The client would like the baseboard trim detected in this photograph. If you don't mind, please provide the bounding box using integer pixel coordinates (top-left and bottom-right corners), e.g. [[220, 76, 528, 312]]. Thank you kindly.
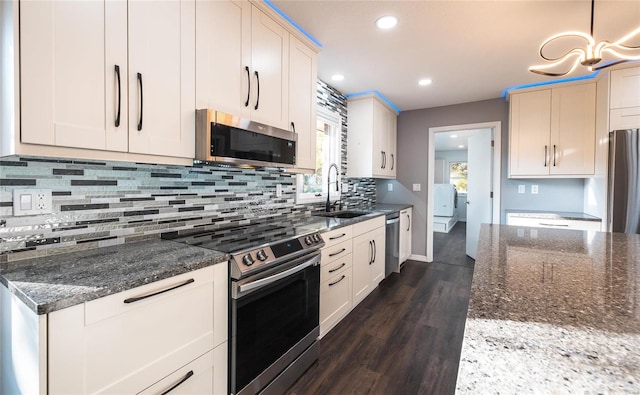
[[409, 254, 429, 262]]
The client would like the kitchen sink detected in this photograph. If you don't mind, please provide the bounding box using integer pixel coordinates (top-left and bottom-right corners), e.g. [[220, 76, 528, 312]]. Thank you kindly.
[[313, 210, 369, 219]]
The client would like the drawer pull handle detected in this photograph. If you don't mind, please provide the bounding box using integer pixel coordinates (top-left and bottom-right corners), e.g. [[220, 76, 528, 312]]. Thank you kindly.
[[329, 275, 346, 287], [329, 248, 346, 257], [328, 262, 346, 273], [538, 222, 569, 227], [160, 370, 194, 395], [123, 278, 195, 304], [329, 233, 346, 240]]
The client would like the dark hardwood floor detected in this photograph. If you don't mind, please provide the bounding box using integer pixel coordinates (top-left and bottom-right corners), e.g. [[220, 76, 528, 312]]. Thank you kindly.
[[286, 222, 474, 394]]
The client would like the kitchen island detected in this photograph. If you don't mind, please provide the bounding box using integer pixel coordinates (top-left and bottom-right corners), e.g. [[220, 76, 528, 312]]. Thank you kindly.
[[457, 224, 640, 393]]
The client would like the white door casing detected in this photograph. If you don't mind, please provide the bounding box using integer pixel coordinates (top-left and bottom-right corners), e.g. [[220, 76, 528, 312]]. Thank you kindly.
[[426, 122, 501, 262], [466, 129, 493, 259]]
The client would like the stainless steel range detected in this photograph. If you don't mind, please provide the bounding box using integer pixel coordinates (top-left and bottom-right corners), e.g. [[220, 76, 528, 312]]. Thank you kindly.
[[163, 221, 324, 395]]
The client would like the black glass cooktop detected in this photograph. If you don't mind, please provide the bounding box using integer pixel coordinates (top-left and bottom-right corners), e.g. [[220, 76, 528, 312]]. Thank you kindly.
[[161, 221, 301, 254]]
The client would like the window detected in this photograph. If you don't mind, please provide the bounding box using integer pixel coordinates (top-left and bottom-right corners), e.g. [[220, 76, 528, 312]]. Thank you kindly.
[[297, 108, 342, 203], [450, 161, 468, 193]]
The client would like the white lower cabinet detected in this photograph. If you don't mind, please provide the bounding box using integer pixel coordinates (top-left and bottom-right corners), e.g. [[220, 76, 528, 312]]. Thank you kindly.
[[319, 216, 386, 337], [48, 264, 228, 394], [351, 216, 385, 306], [399, 208, 412, 264], [506, 214, 602, 231]]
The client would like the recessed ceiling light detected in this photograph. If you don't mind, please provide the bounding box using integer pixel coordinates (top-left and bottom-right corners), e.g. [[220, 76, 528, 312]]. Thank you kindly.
[[418, 79, 432, 86], [331, 74, 344, 81], [376, 16, 397, 30], [450, 134, 458, 138], [457, 145, 465, 149]]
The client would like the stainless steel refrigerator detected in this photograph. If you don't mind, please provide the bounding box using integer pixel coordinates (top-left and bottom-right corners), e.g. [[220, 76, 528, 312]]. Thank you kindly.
[[608, 129, 640, 234]]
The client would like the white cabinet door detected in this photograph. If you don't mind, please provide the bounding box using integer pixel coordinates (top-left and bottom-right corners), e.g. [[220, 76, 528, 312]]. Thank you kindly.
[[348, 96, 397, 179], [195, 0, 250, 117], [250, 6, 289, 129], [320, 259, 352, 338], [369, 226, 386, 287], [128, 0, 195, 158], [399, 208, 412, 263], [20, 0, 128, 151], [289, 36, 317, 172], [610, 67, 640, 109], [550, 84, 596, 175], [352, 232, 373, 305], [509, 89, 551, 177]]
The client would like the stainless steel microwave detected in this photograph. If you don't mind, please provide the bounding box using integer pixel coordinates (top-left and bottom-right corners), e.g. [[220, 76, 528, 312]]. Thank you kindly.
[[195, 109, 297, 168]]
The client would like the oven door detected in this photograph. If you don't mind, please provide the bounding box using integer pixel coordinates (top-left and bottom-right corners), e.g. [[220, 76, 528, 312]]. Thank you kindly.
[[231, 252, 320, 395]]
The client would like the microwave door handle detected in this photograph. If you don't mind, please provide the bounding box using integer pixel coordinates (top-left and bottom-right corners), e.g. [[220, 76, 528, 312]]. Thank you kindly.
[[238, 252, 320, 295]]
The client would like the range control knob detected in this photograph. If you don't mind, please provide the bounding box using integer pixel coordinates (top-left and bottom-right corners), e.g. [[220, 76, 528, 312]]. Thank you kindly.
[[242, 253, 255, 266], [312, 234, 320, 243], [256, 249, 268, 261], [304, 236, 313, 246]]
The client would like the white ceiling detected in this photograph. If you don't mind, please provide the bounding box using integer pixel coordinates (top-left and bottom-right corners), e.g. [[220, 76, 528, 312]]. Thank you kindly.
[[271, 0, 640, 112], [434, 129, 478, 151]]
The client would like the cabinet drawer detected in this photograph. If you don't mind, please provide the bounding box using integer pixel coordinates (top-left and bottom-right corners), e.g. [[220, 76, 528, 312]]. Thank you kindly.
[[322, 225, 353, 248], [49, 265, 228, 394], [321, 239, 352, 264], [320, 266, 352, 337], [352, 216, 385, 237], [139, 342, 227, 395], [321, 252, 352, 283], [610, 107, 640, 130]]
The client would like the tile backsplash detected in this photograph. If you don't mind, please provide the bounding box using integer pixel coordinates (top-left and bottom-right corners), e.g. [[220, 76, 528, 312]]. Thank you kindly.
[[0, 81, 376, 261]]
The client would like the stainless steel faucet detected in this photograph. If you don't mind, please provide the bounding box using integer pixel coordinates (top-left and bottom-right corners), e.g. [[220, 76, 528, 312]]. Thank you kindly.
[[326, 163, 339, 212]]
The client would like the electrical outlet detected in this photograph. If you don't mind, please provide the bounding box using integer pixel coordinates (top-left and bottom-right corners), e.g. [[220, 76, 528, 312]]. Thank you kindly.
[[531, 185, 539, 194], [342, 183, 349, 193], [13, 189, 53, 216], [276, 184, 282, 198], [353, 183, 358, 193], [388, 183, 393, 192], [518, 185, 525, 194]]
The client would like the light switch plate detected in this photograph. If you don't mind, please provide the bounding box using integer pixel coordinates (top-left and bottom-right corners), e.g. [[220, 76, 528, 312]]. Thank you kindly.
[[518, 185, 525, 194], [388, 183, 393, 192], [13, 189, 53, 216], [342, 183, 349, 192], [412, 183, 421, 192], [276, 184, 283, 198]]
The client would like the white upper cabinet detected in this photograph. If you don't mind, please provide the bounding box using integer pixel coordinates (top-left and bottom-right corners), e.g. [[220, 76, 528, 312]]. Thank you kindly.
[[509, 83, 596, 178], [195, 0, 250, 116], [195, 0, 318, 171], [288, 36, 318, 172], [347, 95, 398, 179], [250, 6, 290, 129], [128, 0, 195, 158], [610, 66, 640, 130], [19, 0, 195, 160], [20, 0, 128, 151]]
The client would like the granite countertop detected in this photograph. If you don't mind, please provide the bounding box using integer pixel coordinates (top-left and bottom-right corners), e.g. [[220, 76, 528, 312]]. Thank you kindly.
[[0, 239, 228, 315], [457, 224, 640, 393], [505, 209, 602, 222], [1, 204, 413, 316]]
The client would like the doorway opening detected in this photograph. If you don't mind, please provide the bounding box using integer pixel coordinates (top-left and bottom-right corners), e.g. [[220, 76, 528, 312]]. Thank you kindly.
[[427, 122, 501, 262]]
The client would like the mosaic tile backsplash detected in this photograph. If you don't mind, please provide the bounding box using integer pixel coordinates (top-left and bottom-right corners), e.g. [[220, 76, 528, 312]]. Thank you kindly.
[[0, 81, 376, 261]]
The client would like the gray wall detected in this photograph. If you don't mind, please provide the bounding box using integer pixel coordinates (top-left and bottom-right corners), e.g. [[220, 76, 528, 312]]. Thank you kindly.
[[377, 98, 586, 258]]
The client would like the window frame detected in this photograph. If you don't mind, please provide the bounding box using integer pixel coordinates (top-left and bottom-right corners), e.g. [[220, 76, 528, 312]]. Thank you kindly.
[[296, 107, 342, 204], [449, 161, 468, 194]]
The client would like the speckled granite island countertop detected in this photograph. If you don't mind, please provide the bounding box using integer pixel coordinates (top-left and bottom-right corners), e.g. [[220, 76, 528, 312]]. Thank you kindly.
[[0, 239, 228, 315], [457, 224, 640, 394]]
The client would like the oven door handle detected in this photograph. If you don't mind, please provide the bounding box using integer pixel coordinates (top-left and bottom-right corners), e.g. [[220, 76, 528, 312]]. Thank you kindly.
[[238, 252, 320, 294]]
